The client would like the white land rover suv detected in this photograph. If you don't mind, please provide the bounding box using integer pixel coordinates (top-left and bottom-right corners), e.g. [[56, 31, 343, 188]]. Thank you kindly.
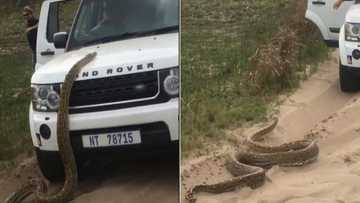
[[30, 0, 179, 180], [306, 0, 360, 92]]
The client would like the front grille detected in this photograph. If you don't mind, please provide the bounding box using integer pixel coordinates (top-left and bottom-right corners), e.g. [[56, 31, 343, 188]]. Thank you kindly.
[[69, 71, 159, 107]]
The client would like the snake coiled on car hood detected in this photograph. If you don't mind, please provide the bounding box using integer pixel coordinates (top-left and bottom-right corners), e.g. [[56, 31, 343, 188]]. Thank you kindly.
[[184, 118, 319, 203], [5, 52, 97, 203]]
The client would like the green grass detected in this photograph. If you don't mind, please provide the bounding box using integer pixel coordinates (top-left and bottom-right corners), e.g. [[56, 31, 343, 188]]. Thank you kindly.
[[181, 0, 329, 157], [0, 53, 33, 166], [0, 1, 42, 169]]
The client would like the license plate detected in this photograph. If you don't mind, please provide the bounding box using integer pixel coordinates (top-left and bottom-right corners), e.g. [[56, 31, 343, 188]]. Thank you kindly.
[[82, 130, 141, 148]]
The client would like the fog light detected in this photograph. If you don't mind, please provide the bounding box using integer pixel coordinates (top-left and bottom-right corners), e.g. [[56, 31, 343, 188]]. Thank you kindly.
[[39, 124, 51, 140], [352, 49, 360, 60]]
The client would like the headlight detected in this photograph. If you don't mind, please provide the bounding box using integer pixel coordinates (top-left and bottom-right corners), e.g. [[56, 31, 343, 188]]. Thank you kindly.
[[32, 84, 61, 112], [345, 23, 360, 42], [160, 67, 179, 98]]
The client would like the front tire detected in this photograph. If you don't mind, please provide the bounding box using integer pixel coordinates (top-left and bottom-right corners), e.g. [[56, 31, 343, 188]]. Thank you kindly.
[[339, 62, 358, 92], [35, 149, 64, 182]]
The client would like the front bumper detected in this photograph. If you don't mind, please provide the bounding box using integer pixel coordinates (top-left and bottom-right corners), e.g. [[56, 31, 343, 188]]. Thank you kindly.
[[340, 63, 360, 76], [340, 42, 360, 67], [29, 99, 178, 152], [339, 25, 360, 67]]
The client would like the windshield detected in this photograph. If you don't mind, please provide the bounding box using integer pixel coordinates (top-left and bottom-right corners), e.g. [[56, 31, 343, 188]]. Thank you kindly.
[[68, 0, 179, 50]]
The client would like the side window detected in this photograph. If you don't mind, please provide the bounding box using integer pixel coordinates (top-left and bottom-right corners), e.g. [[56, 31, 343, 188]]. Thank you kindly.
[[46, 0, 80, 43], [46, 3, 58, 43], [59, 0, 81, 33]]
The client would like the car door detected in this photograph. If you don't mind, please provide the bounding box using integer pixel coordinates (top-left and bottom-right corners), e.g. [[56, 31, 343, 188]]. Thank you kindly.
[[305, 0, 353, 47], [35, 0, 80, 70]]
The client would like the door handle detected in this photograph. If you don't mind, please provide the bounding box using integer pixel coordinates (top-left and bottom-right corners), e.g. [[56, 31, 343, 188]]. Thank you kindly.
[[40, 50, 55, 56], [312, 1, 325, 5]]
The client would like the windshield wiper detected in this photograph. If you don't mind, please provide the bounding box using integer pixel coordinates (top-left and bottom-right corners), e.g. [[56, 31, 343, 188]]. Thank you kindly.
[[135, 25, 179, 35], [83, 25, 179, 46], [84, 32, 140, 46]]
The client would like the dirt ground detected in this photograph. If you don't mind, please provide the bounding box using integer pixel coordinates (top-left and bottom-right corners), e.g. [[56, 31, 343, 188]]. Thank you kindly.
[[0, 150, 179, 203], [182, 50, 360, 203]]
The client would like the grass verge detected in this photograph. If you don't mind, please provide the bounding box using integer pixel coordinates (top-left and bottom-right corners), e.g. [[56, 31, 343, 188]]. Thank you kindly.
[[0, 53, 33, 169], [0, 1, 42, 169], [181, 0, 330, 157], [0, 0, 78, 169]]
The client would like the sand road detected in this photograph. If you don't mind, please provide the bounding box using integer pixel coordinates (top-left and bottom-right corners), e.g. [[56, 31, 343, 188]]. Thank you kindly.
[[182, 51, 360, 203], [0, 150, 179, 203]]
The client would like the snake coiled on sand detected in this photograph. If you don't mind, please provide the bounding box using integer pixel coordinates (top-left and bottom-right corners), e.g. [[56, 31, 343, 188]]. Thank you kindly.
[[185, 118, 320, 203], [5, 53, 97, 203]]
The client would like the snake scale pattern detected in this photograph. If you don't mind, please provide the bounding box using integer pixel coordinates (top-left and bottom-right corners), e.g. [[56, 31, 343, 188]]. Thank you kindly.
[[5, 52, 97, 203], [185, 118, 320, 203]]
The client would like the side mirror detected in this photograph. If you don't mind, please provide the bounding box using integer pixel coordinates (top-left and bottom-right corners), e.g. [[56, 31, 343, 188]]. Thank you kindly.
[[53, 32, 68, 49]]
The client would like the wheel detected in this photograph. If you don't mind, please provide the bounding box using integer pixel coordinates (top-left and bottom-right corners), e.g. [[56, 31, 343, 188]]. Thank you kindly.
[[339, 63, 358, 92], [35, 149, 64, 182]]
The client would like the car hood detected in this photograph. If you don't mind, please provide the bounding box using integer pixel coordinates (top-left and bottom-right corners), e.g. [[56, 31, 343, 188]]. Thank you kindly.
[[32, 33, 178, 84], [346, 5, 360, 23]]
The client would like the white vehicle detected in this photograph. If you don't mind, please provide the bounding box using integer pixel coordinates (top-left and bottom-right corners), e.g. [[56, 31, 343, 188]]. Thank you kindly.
[[30, 0, 179, 180], [306, 0, 360, 91]]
